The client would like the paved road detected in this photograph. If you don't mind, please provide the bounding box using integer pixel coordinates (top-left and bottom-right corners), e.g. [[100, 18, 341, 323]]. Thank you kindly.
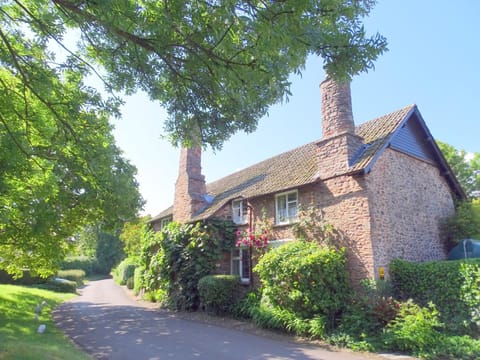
[[53, 279, 407, 360]]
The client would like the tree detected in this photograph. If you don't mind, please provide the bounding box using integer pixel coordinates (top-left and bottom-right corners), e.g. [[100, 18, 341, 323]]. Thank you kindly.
[[2, 0, 387, 150], [119, 216, 151, 263], [437, 141, 480, 198], [1, 0, 385, 275], [0, 39, 144, 276]]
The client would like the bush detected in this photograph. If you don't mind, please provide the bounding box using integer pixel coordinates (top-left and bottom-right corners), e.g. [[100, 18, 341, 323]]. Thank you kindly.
[[133, 266, 144, 296], [113, 259, 136, 286], [444, 200, 480, 245], [60, 256, 99, 276], [198, 275, 240, 314], [384, 301, 444, 357], [433, 335, 480, 360], [141, 220, 236, 311], [390, 258, 480, 333], [37, 278, 77, 293], [57, 269, 85, 286], [126, 276, 134, 290], [0, 270, 47, 285], [255, 241, 351, 323]]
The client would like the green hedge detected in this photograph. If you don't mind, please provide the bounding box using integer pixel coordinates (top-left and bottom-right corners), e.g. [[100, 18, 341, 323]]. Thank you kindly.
[[60, 256, 100, 276], [255, 241, 351, 322], [57, 269, 86, 286], [133, 266, 144, 296], [0, 270, 48, 285], [113, 259, 136, 286], [390, 258, 480, 333], [198, 275, 240, 314], [36, 278, 77, 293]]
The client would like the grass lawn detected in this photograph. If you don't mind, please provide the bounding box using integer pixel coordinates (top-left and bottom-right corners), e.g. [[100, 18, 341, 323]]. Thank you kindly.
[[0, 284, 90, 360]]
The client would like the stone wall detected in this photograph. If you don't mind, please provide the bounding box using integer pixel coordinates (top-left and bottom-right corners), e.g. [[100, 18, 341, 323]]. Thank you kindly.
[[212, 177, 374, 284], [366, 148, 455, 278]]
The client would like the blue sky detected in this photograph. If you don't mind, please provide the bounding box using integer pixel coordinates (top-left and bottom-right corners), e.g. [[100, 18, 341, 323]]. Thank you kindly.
[[111, 1, 480, 217]]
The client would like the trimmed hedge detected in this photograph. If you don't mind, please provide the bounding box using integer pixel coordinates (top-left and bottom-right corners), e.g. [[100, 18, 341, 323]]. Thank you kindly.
[[198, 275, 240, 314], [113, 259, 136, 286], [36, 278, 77, 293], [57, 269, 86, 286], [390, 258, 480, 332], [60, 256, 100, 276]]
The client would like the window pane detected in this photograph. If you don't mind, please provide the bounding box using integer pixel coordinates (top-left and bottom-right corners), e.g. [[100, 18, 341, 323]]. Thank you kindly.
[[232, 259, 240, 276], [288, 205, 297, 219], [241, 249, 250, 280], [276, 195, 287, 222]]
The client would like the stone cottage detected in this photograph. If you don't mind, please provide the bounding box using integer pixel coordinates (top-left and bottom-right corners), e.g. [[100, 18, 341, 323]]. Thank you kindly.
[[151, 77, 465, 284]]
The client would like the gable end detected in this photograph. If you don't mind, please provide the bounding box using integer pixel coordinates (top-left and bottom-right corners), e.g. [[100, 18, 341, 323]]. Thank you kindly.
[[389, 113, 436, 163]]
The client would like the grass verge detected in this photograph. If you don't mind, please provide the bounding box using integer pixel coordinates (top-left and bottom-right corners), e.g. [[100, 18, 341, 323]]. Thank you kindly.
[[0, 284, 90, 360]]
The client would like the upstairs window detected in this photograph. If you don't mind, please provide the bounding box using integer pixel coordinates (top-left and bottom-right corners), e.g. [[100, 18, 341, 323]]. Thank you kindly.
[[275, 190, 298, 225], [232, 199, 247, 225], [160, 216, 172, 229]]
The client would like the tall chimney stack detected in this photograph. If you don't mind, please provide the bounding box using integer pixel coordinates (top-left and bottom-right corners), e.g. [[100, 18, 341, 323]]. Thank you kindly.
[[316, 77, 363, 179], [321, 77, 355, 138], [173, 146, 207, 222]]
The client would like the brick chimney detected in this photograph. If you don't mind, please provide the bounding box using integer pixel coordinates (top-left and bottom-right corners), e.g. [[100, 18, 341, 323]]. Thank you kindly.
[[173, 146, 207, 222], [316, 77, 364, 179]]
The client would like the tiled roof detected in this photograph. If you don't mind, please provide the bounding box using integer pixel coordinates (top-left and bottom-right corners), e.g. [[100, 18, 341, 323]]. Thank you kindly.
[[153, 104, 417, 222], [352, 104, 415, 171], [150, 206, 173, 222]]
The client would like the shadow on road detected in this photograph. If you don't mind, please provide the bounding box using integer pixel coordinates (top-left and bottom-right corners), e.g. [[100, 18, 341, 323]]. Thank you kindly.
[[54, 301, 340, 360]]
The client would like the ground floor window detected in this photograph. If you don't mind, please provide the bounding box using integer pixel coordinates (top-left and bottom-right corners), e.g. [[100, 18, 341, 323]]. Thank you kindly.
[[231, 247, 250, 283]]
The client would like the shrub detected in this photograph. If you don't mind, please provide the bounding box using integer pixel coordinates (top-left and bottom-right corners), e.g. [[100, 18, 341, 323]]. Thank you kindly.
[[57, 269, 85, 286], [113, 259, 136, 286], [126, 276, 134, 290], [254, 241, 351, 323], [232, 291, 261, 319], [37, 278, 77, 293], [60, 256, 99, 276], [198, 275, 240, 314], [384, 301, 444, 357], [133, 266, 144, 296], [444, 200, 480, 245], [141, 220, 236, 311], [0, 270, 47, 285], [390, 258, 480, 333], [433, 335, 480, 360]]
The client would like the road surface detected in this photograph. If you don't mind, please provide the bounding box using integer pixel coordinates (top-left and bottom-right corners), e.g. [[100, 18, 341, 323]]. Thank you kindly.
[[53, 278, 410, 360]]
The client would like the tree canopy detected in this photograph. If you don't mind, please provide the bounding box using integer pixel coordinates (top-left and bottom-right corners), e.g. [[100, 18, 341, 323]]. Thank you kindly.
[[437, 141, 480, 198], [2, 0, 387, 150], [1, 0, 386, 275]]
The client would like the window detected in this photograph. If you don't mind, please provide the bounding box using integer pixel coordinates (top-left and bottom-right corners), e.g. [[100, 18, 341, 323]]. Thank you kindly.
[[275, 190, 298, 224], [231, 247, 250, 283], [160, 216, 172, 229], [232, 199, 247, 224]]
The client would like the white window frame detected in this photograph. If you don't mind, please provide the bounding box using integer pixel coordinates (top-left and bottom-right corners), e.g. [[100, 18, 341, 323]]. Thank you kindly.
[[160, 216, 172, 229], [231, 247, 250, 283], [232, 199, 247, 225], [275, 190, 298, 225]]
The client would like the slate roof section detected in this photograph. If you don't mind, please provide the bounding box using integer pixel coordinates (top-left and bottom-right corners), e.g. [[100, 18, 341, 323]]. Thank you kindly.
[[150, 206, 173, 222], [152, 104, 462, 223]]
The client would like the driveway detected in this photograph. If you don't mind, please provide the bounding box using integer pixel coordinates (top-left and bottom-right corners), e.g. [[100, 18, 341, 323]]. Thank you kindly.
[[53, 279, 410, 360]]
